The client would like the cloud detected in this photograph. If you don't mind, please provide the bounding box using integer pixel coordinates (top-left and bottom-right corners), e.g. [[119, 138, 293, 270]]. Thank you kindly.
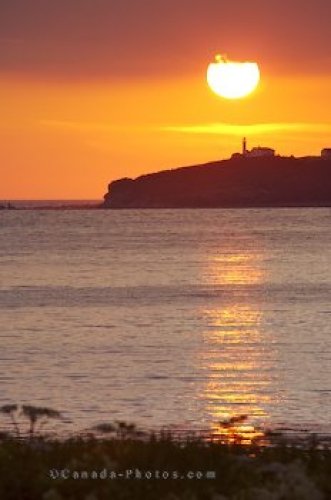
[[41, 120, 331, 139], [162, 123, 331, 136]]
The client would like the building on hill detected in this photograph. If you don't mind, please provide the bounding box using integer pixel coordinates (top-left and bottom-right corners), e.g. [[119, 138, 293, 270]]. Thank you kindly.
[[241, 137, 275, 158], [230, 138, 276, 159], [247, 146, 275, 157], [321, 148, 331, 159]]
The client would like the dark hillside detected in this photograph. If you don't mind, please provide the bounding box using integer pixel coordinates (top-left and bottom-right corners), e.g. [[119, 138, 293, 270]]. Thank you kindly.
[[102, 156, 331, 208]]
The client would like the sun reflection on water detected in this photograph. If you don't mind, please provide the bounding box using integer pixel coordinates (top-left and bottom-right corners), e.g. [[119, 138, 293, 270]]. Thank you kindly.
[[206, 253, 265, 286], [200, 249, 274, 444]]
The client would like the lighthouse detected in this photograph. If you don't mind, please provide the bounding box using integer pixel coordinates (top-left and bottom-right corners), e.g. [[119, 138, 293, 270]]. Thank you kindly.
[[242, 137, 247, 156], [240, 137, 275, 158]]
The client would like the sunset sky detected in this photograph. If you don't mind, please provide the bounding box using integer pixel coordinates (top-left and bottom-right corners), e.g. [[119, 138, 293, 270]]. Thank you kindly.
[[1, 0, 331, 199]]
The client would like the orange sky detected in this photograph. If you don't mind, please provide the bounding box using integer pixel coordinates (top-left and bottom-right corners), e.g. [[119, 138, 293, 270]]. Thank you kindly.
[[1, 0, 331, 199]]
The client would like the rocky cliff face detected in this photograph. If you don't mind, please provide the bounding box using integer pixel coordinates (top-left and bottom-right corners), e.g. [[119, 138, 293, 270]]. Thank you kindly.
[[102, 156, 331, 208]]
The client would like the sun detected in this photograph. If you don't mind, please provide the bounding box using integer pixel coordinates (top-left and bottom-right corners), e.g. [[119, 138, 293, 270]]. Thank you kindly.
[[207, 55, 260, 99]]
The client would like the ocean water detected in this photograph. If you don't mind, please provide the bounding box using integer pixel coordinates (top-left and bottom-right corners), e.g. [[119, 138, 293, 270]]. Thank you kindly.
[[0, 208, 330, 436]]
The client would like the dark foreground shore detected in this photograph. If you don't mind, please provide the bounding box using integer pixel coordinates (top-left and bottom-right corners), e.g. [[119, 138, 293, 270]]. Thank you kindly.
[[1, 433, 330, 500]]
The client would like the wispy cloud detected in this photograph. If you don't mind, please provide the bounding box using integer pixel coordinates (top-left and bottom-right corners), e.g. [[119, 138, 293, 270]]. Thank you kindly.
[[41, 119, 331, 139], [162, 122, 331, 136]]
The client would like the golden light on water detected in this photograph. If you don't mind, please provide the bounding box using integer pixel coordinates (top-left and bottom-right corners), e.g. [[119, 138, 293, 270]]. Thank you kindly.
[[210, 421, 266, 445], [206, 253, 265, 286], [202, 303, 271, 444], [207, 54, 260, 99], [199, 248, 273, 444]]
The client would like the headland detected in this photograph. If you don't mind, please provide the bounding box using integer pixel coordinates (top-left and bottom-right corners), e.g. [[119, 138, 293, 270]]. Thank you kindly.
[[102, 142, 331, 208]]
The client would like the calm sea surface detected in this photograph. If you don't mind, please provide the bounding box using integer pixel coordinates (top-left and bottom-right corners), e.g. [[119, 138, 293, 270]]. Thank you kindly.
[[0, 208, 330, 435]]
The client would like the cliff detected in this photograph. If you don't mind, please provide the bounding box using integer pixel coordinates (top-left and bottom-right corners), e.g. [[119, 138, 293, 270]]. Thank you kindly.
[[102, 156, 331, 208]]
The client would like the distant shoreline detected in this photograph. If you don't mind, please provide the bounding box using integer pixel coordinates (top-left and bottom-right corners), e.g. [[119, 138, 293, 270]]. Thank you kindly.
[[0, 200, 101, 210], [2, 203, 331, 211], [98, 203, 331, 209]]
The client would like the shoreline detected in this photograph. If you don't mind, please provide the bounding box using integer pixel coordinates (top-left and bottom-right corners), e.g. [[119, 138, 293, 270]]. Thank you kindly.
[[2, 203, 331, 211]]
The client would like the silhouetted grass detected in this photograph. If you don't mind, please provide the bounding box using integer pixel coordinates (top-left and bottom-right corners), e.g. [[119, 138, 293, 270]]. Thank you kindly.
[[0, 433, 330, 498], [0, 406, 330, 499]]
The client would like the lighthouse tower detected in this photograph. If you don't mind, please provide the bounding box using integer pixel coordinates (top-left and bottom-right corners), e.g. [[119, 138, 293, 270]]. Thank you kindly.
[[242, 137, 247, 156]]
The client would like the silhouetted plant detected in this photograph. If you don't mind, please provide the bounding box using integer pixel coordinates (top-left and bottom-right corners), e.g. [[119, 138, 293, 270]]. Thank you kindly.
[[219, 414, 248, 428], [0, 404, 20, 438], [92, 421, 144, 440], [0, 431, 10, 440], [21, 405, 63, 438], [217, 414, 255, 445], [115, 421, 138, 439], [92, 423, 116, 434]]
